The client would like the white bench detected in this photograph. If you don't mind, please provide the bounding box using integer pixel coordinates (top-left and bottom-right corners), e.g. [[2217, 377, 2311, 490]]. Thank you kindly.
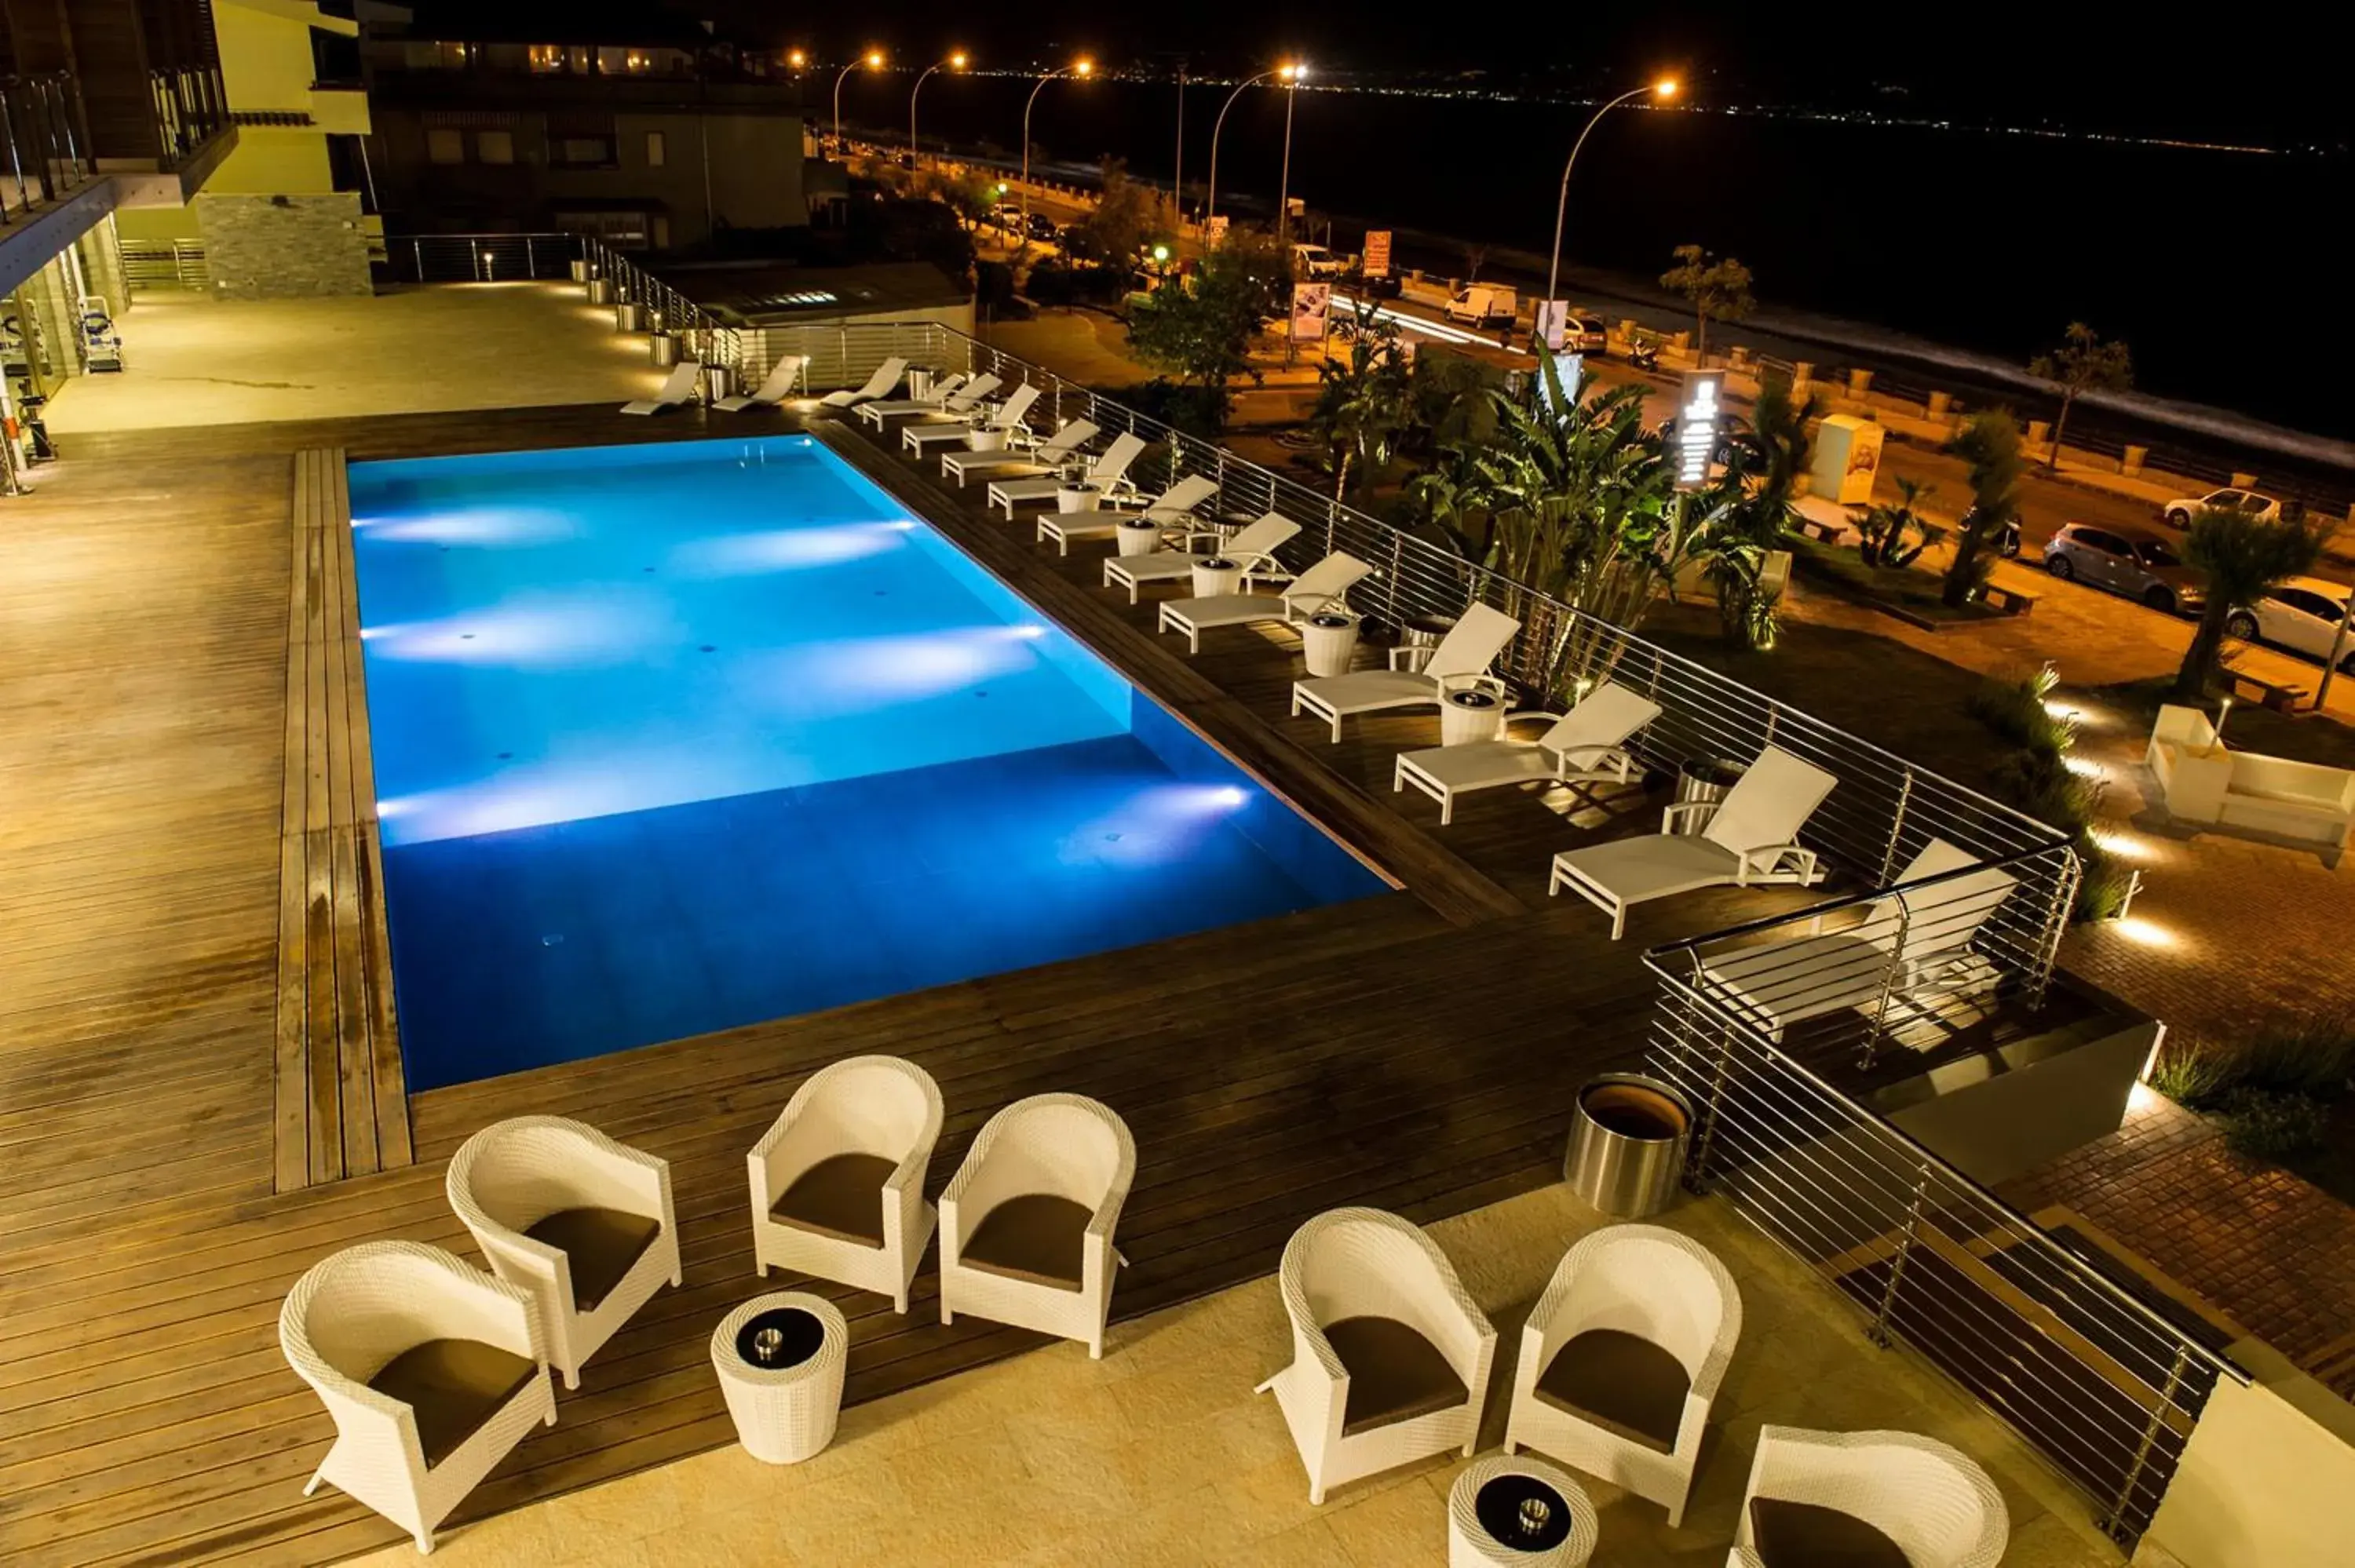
[[2147, 704, 2355, 864]]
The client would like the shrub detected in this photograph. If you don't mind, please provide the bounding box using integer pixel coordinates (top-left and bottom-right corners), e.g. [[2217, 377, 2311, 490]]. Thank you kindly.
[[1024, 261, 1127, 308], [2233, 1017, 2355, 1100], [1966, 665, 2075, 760], [1112, 377, 1230, 439], [2211, 1087, 2331, 1158], [2147, 1033, 2238, 1107]]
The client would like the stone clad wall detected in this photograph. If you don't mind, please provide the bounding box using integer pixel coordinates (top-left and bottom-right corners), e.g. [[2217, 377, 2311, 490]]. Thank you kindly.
[[195, 193, 372, 299]]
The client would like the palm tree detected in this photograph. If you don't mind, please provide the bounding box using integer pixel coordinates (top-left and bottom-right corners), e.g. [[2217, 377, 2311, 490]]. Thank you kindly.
[[1705, 379, 1821, 644], [1856, 476, 1943, 568], [1310, 296, 1411, 500], [1940, 411, 2025, 608], [2028, 323, 2132, 474], [2174, 508, 2323, 700]]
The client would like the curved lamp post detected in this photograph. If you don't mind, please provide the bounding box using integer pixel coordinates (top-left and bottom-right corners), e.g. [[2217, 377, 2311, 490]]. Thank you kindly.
[[1545, 78, 1676, 308], [1205, 62, 1302, 239], [909, 51, 968, 170], [1020, 58, 1093, 261], [833, 50, 882, 153]]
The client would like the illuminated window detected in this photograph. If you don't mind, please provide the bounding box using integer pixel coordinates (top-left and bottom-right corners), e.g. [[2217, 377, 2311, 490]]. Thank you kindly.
[[425, 127, 465, 164], [476, 129, 513, 165], [645, 131, 666, 167]]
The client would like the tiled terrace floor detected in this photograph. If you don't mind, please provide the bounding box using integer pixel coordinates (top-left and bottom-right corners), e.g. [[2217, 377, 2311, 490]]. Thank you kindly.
[[345, 1183, 2126, 1568]]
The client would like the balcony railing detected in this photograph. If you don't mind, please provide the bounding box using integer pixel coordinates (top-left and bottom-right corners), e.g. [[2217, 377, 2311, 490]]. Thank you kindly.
[[150, 66, 228, 168], [0, 73, 93, 224]]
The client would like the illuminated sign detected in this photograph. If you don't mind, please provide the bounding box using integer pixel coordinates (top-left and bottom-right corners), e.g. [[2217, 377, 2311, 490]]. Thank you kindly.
[[1674, 370, 1725, 490], [1534, 300, 1568, 352], [1362, 230, 1393, 279], [1291, 283, 1331, 342]]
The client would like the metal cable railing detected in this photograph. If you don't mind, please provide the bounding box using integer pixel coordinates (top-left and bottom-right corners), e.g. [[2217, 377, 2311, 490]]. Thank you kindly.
[[0, 72, 95, 224], [1644, 896, 2241, 1548]]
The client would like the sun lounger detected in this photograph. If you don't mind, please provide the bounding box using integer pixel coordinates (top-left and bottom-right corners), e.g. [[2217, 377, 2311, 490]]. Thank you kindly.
[[711, 355, 809, 412], [1157, 551, 1375, 655], [1289, 604, 1521, 743], [1102, 511, 1301, 603], [1689, 838, 2019, 1037], [1550, 745, 1838, 939], [901, 384, 1042, 456], [1393, 680, 1662, 824], [856, 372, 998, 429], [818, 357, 910, 409], [620, 361, 703, 416], [940, 418, 1096, 487], [988, 432, 1147, 519], [1037, 475, 1218, 555]]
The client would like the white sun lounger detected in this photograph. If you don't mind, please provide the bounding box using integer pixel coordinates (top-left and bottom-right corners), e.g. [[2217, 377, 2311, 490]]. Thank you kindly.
[[988, 432, 1146, 519], [1102, 511, 1301, 603], [1550, 745, 1838, 939], [620, 361, 703, 416], [711, 355, 809, 412], [1690, 837, 2019, 1037], [1393, 680, 1662, 824], [940, 418, 1096, 487], [902, 383, 1042, 456], [1037, 474, 1218, 555], [1156, 551, 1374, 655], [856, 372, 998, 429], [1289, 603, 1522, 743], [818, 357, 910, 409]]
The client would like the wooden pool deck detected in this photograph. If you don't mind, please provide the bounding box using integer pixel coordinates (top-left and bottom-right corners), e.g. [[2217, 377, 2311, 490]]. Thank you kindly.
[[2, 403, 1834, 1566]]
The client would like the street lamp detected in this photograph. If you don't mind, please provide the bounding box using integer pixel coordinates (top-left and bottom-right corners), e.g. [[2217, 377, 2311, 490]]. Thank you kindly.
[[787, 49, 806, 72], [1276, 63, 1305, 248], [910, 52, 968, 170], [1020, 57, 1093, 261], [1205, 62, 1303, 241], [1545, 77, 1676, 310], [833, 50, 882, 152]]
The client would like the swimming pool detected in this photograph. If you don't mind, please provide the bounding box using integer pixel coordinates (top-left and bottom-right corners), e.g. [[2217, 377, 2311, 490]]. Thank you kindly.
[[349, 436, 1388, 1089]]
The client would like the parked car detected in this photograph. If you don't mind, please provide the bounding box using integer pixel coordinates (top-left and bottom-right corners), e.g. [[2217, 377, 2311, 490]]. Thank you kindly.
[[2164, 487, 2282, 527], [2228, 575, 2355, 669], [1444, 283, 1517, 327], [988, 202, 1024, 232], [1291, 242, 1349, 281], [1024, 212, 1061, 243], [1554, 309, 1608, 353], [2042, 522, 2207, 615]]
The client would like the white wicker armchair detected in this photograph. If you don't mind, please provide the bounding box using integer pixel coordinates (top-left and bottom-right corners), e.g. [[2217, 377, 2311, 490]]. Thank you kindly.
[[1731, 1427, 2009, 1568], [445, 1115, 681, 1390], [937, 1093, 1135, 1358], [1256, 1207, 1498, 1504], [748, 1054, 944, 1312], [280, 1241, 557, 1553], [1504, 1223, 1741, 1527]]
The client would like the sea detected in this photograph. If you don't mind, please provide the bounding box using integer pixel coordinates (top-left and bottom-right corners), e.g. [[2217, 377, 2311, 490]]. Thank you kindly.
[[876, 74, 2355, 474]]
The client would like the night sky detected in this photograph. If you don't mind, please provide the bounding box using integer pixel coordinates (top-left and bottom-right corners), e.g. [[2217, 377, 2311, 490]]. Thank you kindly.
[[648, 3, 2345, 147]]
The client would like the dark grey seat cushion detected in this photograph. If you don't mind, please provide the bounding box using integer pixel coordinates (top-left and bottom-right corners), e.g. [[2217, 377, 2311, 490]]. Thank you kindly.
[[1533, 1326, 1691, 1453], [524, 1205, 662, 1313], [1748, 1497, 1911, 1568], [962, 1193, 1091, 1291], [369, 1338, 538, 1468], [772, 1152, 896, 1247], [1324, 1315, 1471, 1436]]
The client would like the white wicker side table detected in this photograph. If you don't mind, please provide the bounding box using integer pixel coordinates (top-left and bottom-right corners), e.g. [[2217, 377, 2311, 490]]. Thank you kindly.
[[1440, 688, 1508, 746], [710, 1292, 849, 1464], [1300, 611, 1361, 677], [1448, 1454, 1598, 1567], [1190, 557, 1243, 599]]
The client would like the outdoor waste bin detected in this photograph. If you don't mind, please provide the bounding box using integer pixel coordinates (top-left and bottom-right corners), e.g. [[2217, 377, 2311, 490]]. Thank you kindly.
[[650, 332, 680, 367], [1564, 1074, 1691, 1219]]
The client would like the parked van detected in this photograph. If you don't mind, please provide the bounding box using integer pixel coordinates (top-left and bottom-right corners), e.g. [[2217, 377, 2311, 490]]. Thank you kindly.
[[1291, 242, 1349, 281], [1445, 283, 1517, 328]]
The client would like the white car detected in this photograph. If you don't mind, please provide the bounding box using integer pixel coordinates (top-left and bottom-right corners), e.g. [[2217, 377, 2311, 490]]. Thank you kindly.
[[2228, 575, 2355, 670], [1291, 242, 1349, 281], [2164, 487, 2280, 527]]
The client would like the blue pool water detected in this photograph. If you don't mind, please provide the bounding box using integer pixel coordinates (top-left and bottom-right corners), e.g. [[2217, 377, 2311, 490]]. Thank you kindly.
[[349, 436, 1387, 1089]]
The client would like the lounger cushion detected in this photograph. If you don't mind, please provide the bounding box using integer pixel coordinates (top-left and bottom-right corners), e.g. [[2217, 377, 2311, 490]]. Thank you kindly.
[[1697, 932, 1893, 1037], [962, 1193, 1090, 1290], [772, 1152, 895, 1248], [368, 1338, 539, 1468], [1295, 669, 1437, 714], [1554, 833, 1743, 904], [1164, 591, 1288, 629], [1533, 1328, 1689, 1453], [525, 1206, 663, 1312], [1400, 739, 1561, 792], [1747, 1498, 1910, 1568], [1324, 1315, 1470, 1435]]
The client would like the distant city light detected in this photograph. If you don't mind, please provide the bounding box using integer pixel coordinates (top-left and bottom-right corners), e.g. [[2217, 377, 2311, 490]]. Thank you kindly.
[[1280, 63, 1307, 82]]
